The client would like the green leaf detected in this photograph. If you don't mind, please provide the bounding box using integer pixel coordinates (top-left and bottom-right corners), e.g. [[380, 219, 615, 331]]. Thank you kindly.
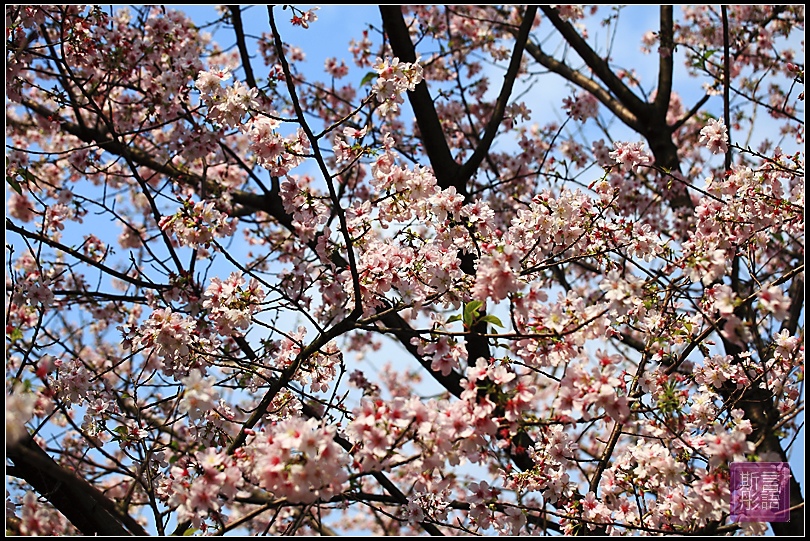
[[17, 168, 37, 184], [360, 71, 377, 87], [463, 300, 484, 326], [446, 314, 462, 324], [183, 528, 198, 536], [702, 49, 717, 62], [479, 315, 504, 328], [6, 174, 22, 195]]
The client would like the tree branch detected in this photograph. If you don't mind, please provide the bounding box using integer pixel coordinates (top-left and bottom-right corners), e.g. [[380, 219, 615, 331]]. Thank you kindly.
[[8, 436, 149, 536], [721, 6, 733, 171], [228, 6, 258, 90], [7, 219, 167, 291], [539, 6, 650, 119], [529, 7, 693, 209], [653, 6, 674, 116], [456, 6, 537, 194], [379, 6, 462, 187], [522, 40, 642, 133]]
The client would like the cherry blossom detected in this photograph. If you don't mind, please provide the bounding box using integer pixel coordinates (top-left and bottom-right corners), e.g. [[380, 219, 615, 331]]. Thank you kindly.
[[699, 118, 730, 154], [242, 417, 350, 504]]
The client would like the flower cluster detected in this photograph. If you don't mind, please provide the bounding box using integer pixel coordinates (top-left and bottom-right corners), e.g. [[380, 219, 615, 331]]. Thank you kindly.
[[159, 199, 238, 249], [552, 5, 586, 22], [194, 67, 259, 128], [372, 57, 424, 116], [757, 283, 791, 320], [347, 395, 447, 471], [562, 91, 599, 121], [157, 449, 242, 531], [324, 57, 349, 78], [245, 117, 311, 176], [6, 383, 37, 445], [126, 307, 212, 376], [279, 174, 328, 241], [178, 370, 220, 424], [472, 245, 523, 302], [693, 354, 750, 389], [699, 118, 729, 154], [242, 417, 350, 504], [413, 335, 468, 377], [49, 357, 92, 406], [519, 425, 578, 504], [12, 492, 73, 535], [289, 7, 319, 28], [609, 140, 653, 174], [552, 361, 630, 422], [332, 126, 365, 164], [203, 271, 266, 336], [7, 192, 35, 222], [9, 273, 54, 311]]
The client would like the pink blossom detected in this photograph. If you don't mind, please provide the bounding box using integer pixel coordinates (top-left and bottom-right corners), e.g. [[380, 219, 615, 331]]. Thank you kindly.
[[15, 492, 72, 535], [194, 67, 231, 96], [757, 283, 791, 320], [703, 423, 754, 468], [609, 140, 653, 174], [580, 491, 611, 529], [372, 56, 424, 115], [415, 336, 467, 377], [704, 283, 737, 316], [290, 7, 318, 28], [244, 417, 349, 504], [179, 370, 219, 423], [203, 271, 266, 336], [324, 57, 349, 78], [552, 5, 585, 22], [562, 91, 599, 121], [699, 118, 729, 154], [472, 245, 523, 302], [6, 383, 37, 444], [159, 199, 238, 249], [7, 192, 35, 222]]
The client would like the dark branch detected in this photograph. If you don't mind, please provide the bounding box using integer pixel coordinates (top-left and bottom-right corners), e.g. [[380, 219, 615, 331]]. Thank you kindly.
[[456, 6, 538, 195], [8, 436, 149, 536], [653, 6, 674, 116], [228, 6, 258, 89], [379, 6, 462, 187]]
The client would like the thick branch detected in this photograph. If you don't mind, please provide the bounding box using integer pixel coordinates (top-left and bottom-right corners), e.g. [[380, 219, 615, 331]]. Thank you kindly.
[[653, 6, 674, 116], [539, 6, 650, 118], [721, 6, 733, 171], [456, 6, 537, 193], [7, 436, 149, 536], [522, 40, 641, 132], [529, 8, 692, 209], [379, 6, 462, 187], [228, 5, 258, 89]]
